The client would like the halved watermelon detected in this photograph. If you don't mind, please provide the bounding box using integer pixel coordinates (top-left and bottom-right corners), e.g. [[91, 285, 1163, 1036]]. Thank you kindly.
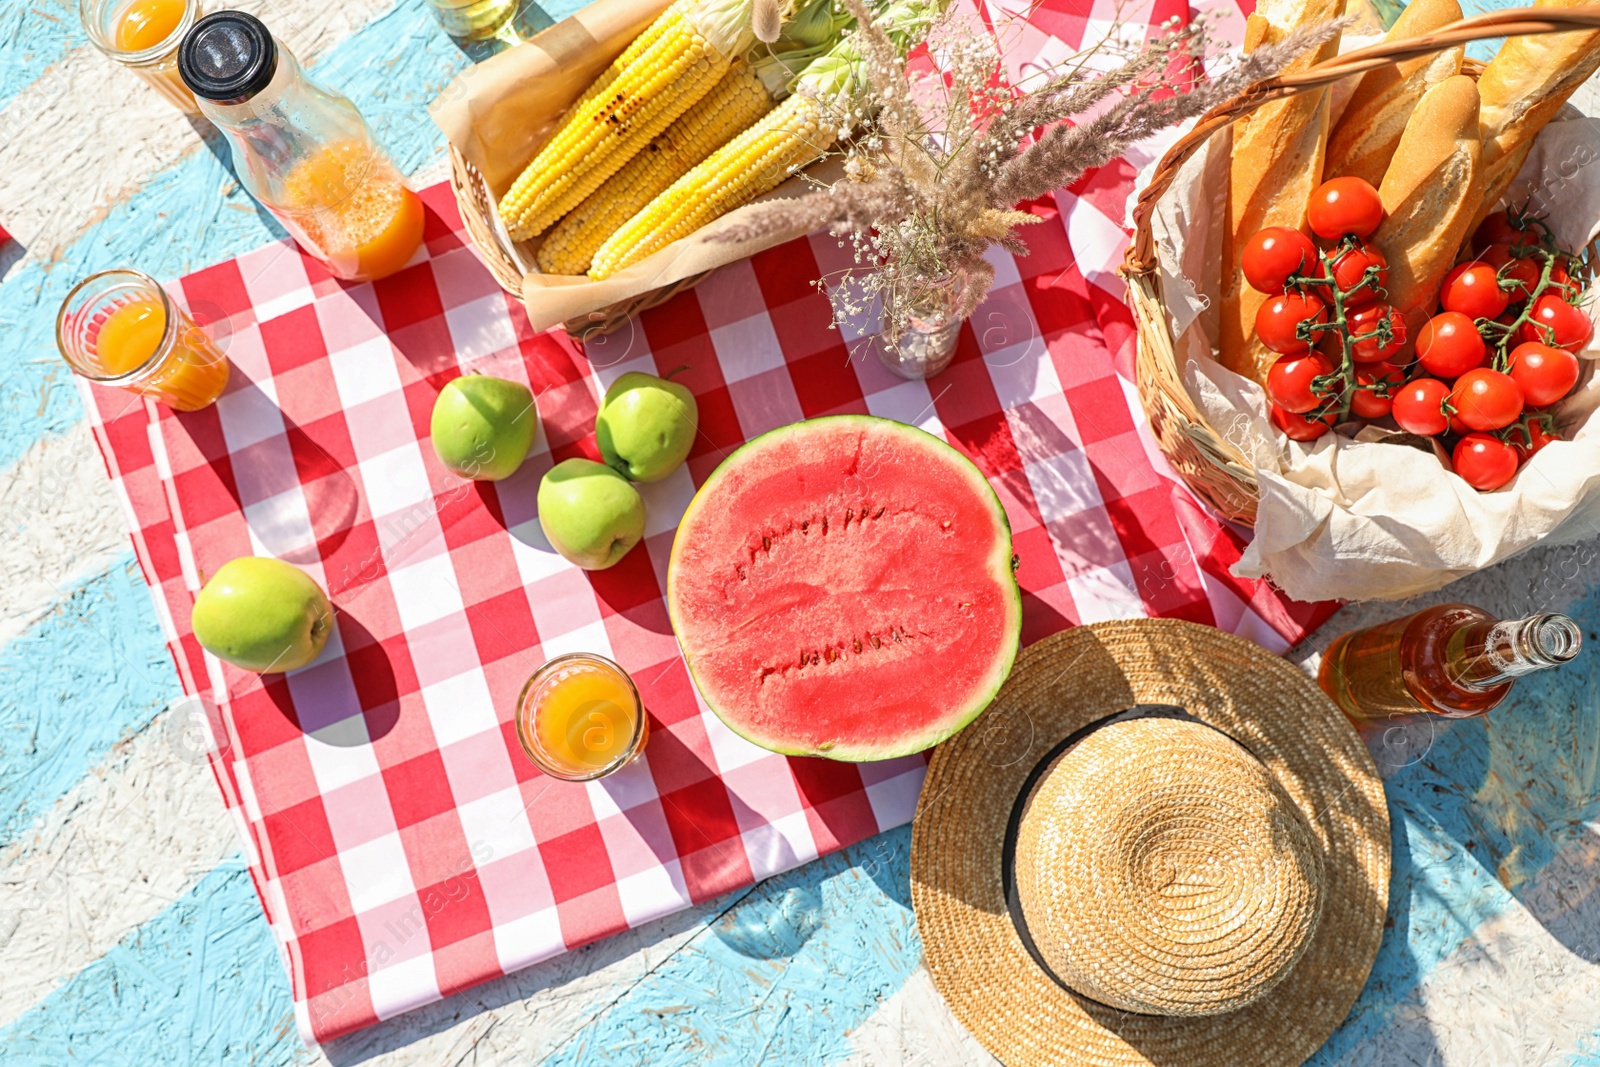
[[667, 415, 1021, 761]]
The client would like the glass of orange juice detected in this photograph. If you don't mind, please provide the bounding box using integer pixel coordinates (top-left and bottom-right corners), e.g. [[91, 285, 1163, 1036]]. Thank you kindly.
[[515, 654, 649, 781], [81, 0, 201, 112], [57, 269, 230, 412]]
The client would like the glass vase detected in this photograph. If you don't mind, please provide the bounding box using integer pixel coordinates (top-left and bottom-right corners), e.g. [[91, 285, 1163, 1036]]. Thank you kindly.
[[875, 273, 967, 380]]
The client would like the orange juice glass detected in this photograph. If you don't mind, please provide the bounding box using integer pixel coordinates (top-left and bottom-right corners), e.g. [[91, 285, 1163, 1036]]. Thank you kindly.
[[81, 0, 201, 111], [57, 269, 230, 412], [515, 654, 649, 781]]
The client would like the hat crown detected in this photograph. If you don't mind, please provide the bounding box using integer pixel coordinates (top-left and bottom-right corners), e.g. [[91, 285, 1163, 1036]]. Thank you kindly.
[[1015, 717, 1325, 1017]]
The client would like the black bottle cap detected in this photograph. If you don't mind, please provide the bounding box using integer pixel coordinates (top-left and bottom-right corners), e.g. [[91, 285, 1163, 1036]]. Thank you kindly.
[[178, 11, 278, 103]]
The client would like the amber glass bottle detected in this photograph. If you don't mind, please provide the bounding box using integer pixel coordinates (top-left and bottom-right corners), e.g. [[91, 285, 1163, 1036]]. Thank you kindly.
[[1318, 604, 1582, 722]]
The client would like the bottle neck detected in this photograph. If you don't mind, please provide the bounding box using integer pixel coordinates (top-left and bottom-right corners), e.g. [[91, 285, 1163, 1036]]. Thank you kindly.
[[199, 42, 301, 124], [1452, 613, 1582, 691]]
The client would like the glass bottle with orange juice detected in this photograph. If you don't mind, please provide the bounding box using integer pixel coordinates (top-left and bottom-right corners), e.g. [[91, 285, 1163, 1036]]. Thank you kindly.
[[516, 654, 649, 780], [57, 269, 230, 411], [176, 12, 424, 283], [81, 0, 202, 111]]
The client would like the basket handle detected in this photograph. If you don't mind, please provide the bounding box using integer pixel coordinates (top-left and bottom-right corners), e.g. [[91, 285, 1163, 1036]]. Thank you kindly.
[[1123, 6, 1600, 275]]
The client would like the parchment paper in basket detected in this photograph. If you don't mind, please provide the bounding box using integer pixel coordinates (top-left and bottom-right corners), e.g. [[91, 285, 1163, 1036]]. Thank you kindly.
[[428, 0, 839, 334], [1140, 113, 1600, 604]]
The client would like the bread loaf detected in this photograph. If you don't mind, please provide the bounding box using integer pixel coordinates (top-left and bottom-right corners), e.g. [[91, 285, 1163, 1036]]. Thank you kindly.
[[1372, 75, 1482, 327], [1220, 0, 1346, 383], [1324, 0, 1463, 187], [1475, 0, 1600, 217]]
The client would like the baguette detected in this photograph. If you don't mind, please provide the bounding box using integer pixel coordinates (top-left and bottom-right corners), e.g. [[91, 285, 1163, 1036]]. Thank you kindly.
[[1221, 0, 1345, 384], [1475, 0, 1600, 218], [1324, 0, 1463, 187], [1372, 75, 1482, 328]]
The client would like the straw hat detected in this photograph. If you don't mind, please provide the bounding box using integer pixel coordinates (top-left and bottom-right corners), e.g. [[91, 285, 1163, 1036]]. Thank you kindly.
[[911, 619, 1389, 1067]]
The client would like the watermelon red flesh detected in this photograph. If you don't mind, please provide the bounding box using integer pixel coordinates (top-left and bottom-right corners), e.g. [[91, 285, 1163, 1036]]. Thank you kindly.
[[667, 415, 1021, 761]]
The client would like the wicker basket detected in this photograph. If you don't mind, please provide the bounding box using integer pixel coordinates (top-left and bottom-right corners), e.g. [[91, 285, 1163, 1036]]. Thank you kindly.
[[448, 146, 710, 342], [1122, 6, 1600, 526]]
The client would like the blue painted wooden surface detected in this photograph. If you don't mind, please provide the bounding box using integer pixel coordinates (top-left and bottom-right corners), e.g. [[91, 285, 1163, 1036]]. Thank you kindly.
[[2, 0, 1599, 1063]]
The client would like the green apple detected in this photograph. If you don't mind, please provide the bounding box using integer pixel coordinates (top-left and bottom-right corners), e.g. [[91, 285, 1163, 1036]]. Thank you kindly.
[[595, 372, 698, 482], [430, 374, 538, 481], [538, 459, 647, 570], [192, 557, 334, 673]]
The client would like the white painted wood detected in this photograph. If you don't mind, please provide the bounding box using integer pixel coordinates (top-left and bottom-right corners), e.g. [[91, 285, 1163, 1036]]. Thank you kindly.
[[0, 702, 237, 1027], [0, 422, 132, 647]]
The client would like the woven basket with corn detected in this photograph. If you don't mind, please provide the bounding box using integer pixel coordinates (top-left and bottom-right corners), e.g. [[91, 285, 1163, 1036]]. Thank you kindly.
[[497, 0, 935, 280]]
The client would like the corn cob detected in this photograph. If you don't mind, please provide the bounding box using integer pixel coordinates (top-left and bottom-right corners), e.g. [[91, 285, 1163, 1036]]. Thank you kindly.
[[538, 60, 781, 274], [588, 0, 942, 280], [570, 0, 687, 115], [587, 94, 832, 279], [498, 0, 767, 241], [535, 0, 847, 275]]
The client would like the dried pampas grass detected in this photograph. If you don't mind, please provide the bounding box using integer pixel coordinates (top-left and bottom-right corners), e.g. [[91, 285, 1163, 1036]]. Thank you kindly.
[[717, 1, 1345, 344]]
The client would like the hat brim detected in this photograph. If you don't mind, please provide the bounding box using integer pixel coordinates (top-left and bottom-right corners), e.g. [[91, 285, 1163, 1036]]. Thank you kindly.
[[911, 619, 1390, 1067]]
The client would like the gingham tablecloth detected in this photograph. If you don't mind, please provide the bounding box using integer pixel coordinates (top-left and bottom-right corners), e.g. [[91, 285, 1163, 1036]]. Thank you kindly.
[[79, 7, 1331, 1045]]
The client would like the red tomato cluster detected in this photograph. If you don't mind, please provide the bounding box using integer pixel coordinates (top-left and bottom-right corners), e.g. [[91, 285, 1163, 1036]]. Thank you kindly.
[[1242, 182, 1589, 492]]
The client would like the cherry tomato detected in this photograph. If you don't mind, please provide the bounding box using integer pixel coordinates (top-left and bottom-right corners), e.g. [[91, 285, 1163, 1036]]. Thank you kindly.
[[1308, 177, 1384, 240], [1508, 341, 1580, 406], [1241, 227, 1319, 294], [1350, 360, 1404, 420], [1328, 242, 1388, 307], [1270, 403, 1336, 441], [1255, 292, 1327, 354], [1549, 259, 1575, 294], [1267, 352, 1335, 413], [1452, 433, 1520, 491], [1518, 294, 1594, 352], [1480, 244, 1542, 302], [1450, 368, 1524, 431], [1520, 421, 1560, 459], [1416, 312, 1487, 377], [1348, 304, 1407, 363], [1472, 212, 1529, 253], [1508, 419, 1560, 460], [1391, 378, 1453, 436], [1440, 262, 1511, 319]]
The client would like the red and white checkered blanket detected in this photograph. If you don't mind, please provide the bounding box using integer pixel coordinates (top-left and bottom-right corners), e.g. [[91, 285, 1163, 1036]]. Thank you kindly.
[[79, 0, 1331, 1045]]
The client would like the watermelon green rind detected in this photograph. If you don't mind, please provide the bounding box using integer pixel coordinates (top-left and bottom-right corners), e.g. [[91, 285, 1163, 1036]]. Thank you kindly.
[[666, 414, 1022, 761]]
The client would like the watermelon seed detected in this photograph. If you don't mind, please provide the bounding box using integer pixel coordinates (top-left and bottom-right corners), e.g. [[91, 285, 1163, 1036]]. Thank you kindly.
[[844, 508, 854, 526], [874, 506, 887, 519], [853, 638, 862, 653], [802, 521, 809, 533], [763, 536, 771, 551], [871, 635, 881, 648]]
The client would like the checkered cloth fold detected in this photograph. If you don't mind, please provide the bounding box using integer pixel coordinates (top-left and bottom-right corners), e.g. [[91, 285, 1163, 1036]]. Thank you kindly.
[[79, 0, 1328, 1044]]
